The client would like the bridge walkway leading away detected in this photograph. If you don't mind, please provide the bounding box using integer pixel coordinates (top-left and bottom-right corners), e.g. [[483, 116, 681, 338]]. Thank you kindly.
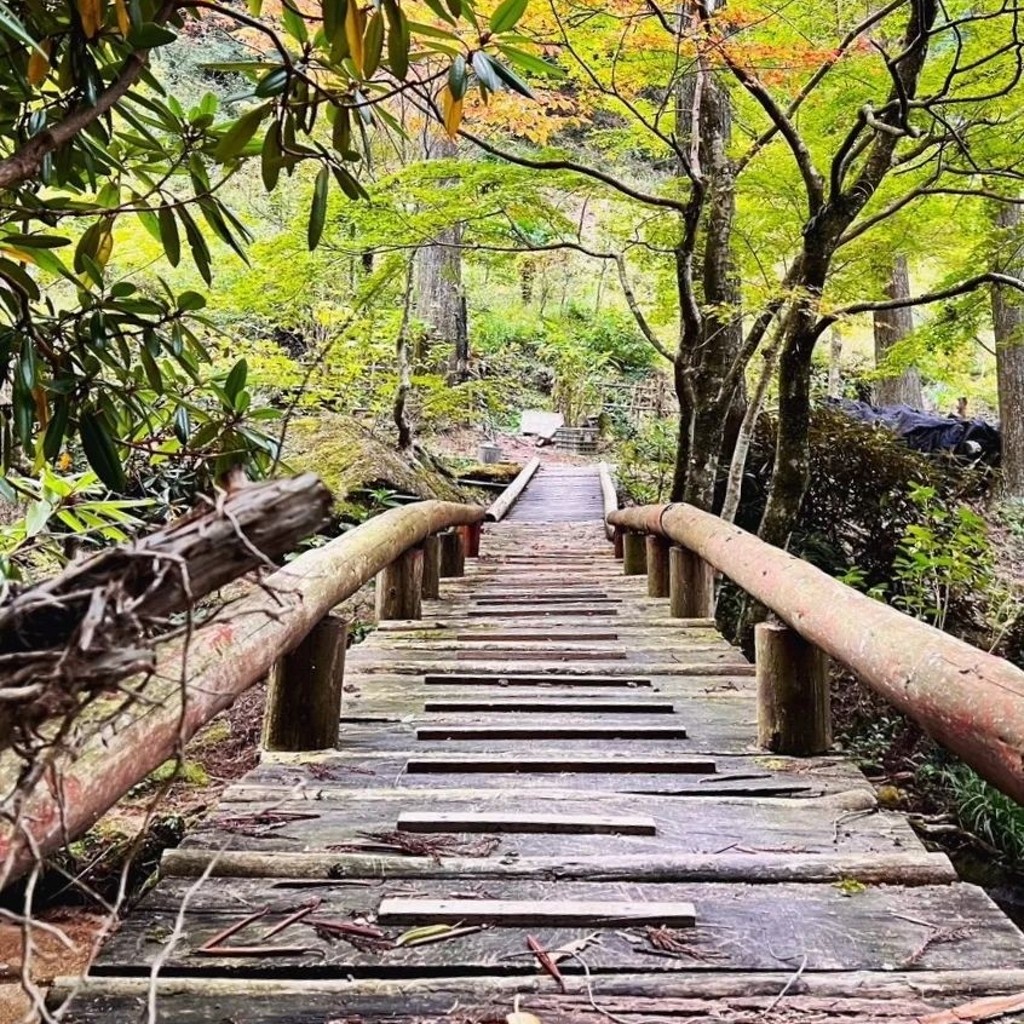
[[59, 464, 1024, 1023]]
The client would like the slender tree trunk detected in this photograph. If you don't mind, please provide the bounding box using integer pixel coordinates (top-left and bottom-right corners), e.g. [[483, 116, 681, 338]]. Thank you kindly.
[[721, 324, 785, 523], [827, 327, 843, 399], [393, 262, 415, 450], [414, 134, 469, 383], [873, 255, 923, 408], [992, 202, 1024, 496]]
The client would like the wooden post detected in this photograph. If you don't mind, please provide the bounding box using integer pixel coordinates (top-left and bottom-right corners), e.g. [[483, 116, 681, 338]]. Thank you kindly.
[[756, 621, 832, 756], [438, 529, 465, 578], [376, 547, 424, 620], [622, 532, 647, 576], [669, 546, 714, 618], [613, 527, 624, 560], [421, 534, 440, 599], [262, 615, 347, 751], [646, 535, 670, 598], [459, 521, 482, 558]]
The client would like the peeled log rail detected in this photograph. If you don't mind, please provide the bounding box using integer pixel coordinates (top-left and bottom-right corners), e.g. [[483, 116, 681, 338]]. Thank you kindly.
[[0, 499, 485, 885], [609, 503, 1024, 803], [485, 457, 540, 522], [598, 462, 618, 540]]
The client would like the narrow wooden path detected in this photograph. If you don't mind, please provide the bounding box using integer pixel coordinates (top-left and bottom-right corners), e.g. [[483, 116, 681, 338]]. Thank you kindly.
[[62, 464, 1024, 1022]]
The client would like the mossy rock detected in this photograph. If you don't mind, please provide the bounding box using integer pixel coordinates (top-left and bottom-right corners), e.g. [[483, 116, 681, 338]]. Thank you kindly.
[[284, 414, 469, 511]]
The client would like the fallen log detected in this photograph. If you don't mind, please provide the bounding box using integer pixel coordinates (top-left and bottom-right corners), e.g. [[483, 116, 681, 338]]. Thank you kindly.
[[0, 499, 484, 886], [485, 457, 540, 522], [0, 474, 332, 749]]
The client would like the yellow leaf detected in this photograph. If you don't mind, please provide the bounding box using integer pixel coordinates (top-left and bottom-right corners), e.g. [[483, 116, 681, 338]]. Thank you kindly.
[[441, 86, 463, 139], [27, 39, 51, 86], [506, 1014, 542, 1024], [95, 225, 114, 268], [345, 0, 365, 77], [114, 0, 130, 37], [77, 0, 106, 39], [0, 244, 39, 267]]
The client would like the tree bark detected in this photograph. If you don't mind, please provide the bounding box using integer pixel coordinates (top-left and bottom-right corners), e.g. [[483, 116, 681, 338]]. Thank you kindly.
[[827, 327, 843, 399], [873, 255, 923, 408], [991, 202, 1024, 496], [415, 134, 469, 383], [393, 261, 415, 450]]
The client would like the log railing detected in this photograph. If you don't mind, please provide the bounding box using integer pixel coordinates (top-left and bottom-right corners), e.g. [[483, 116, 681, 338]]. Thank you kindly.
[[485, 456, 540, 523], [0, 499, 485, 883], [609, 502, 1024, 804]]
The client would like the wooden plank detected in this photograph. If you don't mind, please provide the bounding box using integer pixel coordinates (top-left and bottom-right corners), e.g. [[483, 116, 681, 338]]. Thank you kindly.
[[376, 897, 696, 927], [467, 608, 616, 617], [405, 755, 715, 773], [422, 673, 652, 687], [454, 650, 629, 661], [454, 632, 620, 641], [396, 810, 658, 835], [414, 725, 688, 740], [421, 699, 675, 714]]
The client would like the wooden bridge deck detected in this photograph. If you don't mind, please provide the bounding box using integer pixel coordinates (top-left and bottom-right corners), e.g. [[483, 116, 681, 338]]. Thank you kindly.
[[61, 465, 1024, 1022]]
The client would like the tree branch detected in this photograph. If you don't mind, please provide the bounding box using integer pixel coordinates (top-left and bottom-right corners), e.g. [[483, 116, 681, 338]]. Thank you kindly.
[[615, 255, 674, 363], [0, 0, 179, 191], [817, 272, 1024, 334]]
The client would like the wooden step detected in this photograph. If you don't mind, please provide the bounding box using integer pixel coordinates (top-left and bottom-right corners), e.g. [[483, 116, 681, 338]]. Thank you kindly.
[[415, 724, 688, 740], [405, 755, 716, 774], [422, 674, 651, 687], [376, 897, 696, 927], [396, 810, 658, 835], [421, 699, 675, 714]]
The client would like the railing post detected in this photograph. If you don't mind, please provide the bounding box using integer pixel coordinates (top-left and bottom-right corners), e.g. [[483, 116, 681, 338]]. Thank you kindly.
[[669, 545, 714, 618], [262, 614, 347, 751], [459, 521, 482, 558], [438, 529, 466, 578], [756, 622, 831, 755], [646, 535, 670, 598], [622, 532, 647, 575], [612, 527, 624, 560], [376, 547, 424, 620], [421, 534, 441, 599]]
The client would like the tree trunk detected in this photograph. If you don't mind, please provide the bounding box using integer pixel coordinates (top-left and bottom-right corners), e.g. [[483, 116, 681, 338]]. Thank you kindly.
[[414, 134, 469, 383], [873, 255, 923, 408], [827, 327, 842, 399], [991, 202, 1024, 496], [393, 262, 415, 450]]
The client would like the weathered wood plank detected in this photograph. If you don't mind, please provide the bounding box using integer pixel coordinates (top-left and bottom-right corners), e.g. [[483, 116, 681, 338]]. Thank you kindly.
[[395, 810, 658, 835], [422, 674, 652, 687], [377, 897, 697, 927], [404, 755, 715, 773], [421, 700, 676, 714], [414, 725, 689, 741]]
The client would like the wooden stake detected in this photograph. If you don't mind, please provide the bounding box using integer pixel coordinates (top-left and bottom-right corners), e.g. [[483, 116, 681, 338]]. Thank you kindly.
[[375, 547, 424, 620], [262, 615, 347, 751], [421, 535, 440, 599], [622, 532, 647, 575], [670, 545, 713, 618], [646, 535, 670, 598], [459, 521, 481, 558], [438, 530, 465, 578], [613, 527, 624, 560], [756, 621, 831, 756]]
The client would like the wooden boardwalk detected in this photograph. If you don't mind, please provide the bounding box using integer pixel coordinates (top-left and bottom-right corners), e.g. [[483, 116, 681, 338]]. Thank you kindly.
[[61, 465, 1024, 1022]]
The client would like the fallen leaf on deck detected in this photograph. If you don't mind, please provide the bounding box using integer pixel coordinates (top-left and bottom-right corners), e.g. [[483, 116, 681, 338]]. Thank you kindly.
[[916, 991, 1024, 1023]]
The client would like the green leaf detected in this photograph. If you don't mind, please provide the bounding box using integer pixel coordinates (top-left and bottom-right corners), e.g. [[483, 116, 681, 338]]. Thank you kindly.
[[255, 67, 289, 98], [331, 165, 367, 200], [173, 405, 190, 444], [471, 50, 501, 91], [448, 53, 467, 100], [139, 344, 163, 392], [281, 2, 308, 42], [135, 205, 162, 243], [24, 499, 51, 539], [158, 205, 181, 267], [418, 0, 456, 25], [498, 44, 565, 78], [0, 1, 45, 52], [1, 233, 70, 248], [364, 10, 384, 77], [224, 358, 248, 401], [79, 409, 126, 492], [324, 0, 346, 41], [490, 58, 533, 98], [308, 165, 329, 250], [384, 0, 409, 78], [214, 102, 270, 162], [177, 206, 212, 285], [489, 0, 527, 33], [177, 290, 206, 311], [43, 398, 70, 461], [262, 122, 283, 190], [127, 22, 178, 48]]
